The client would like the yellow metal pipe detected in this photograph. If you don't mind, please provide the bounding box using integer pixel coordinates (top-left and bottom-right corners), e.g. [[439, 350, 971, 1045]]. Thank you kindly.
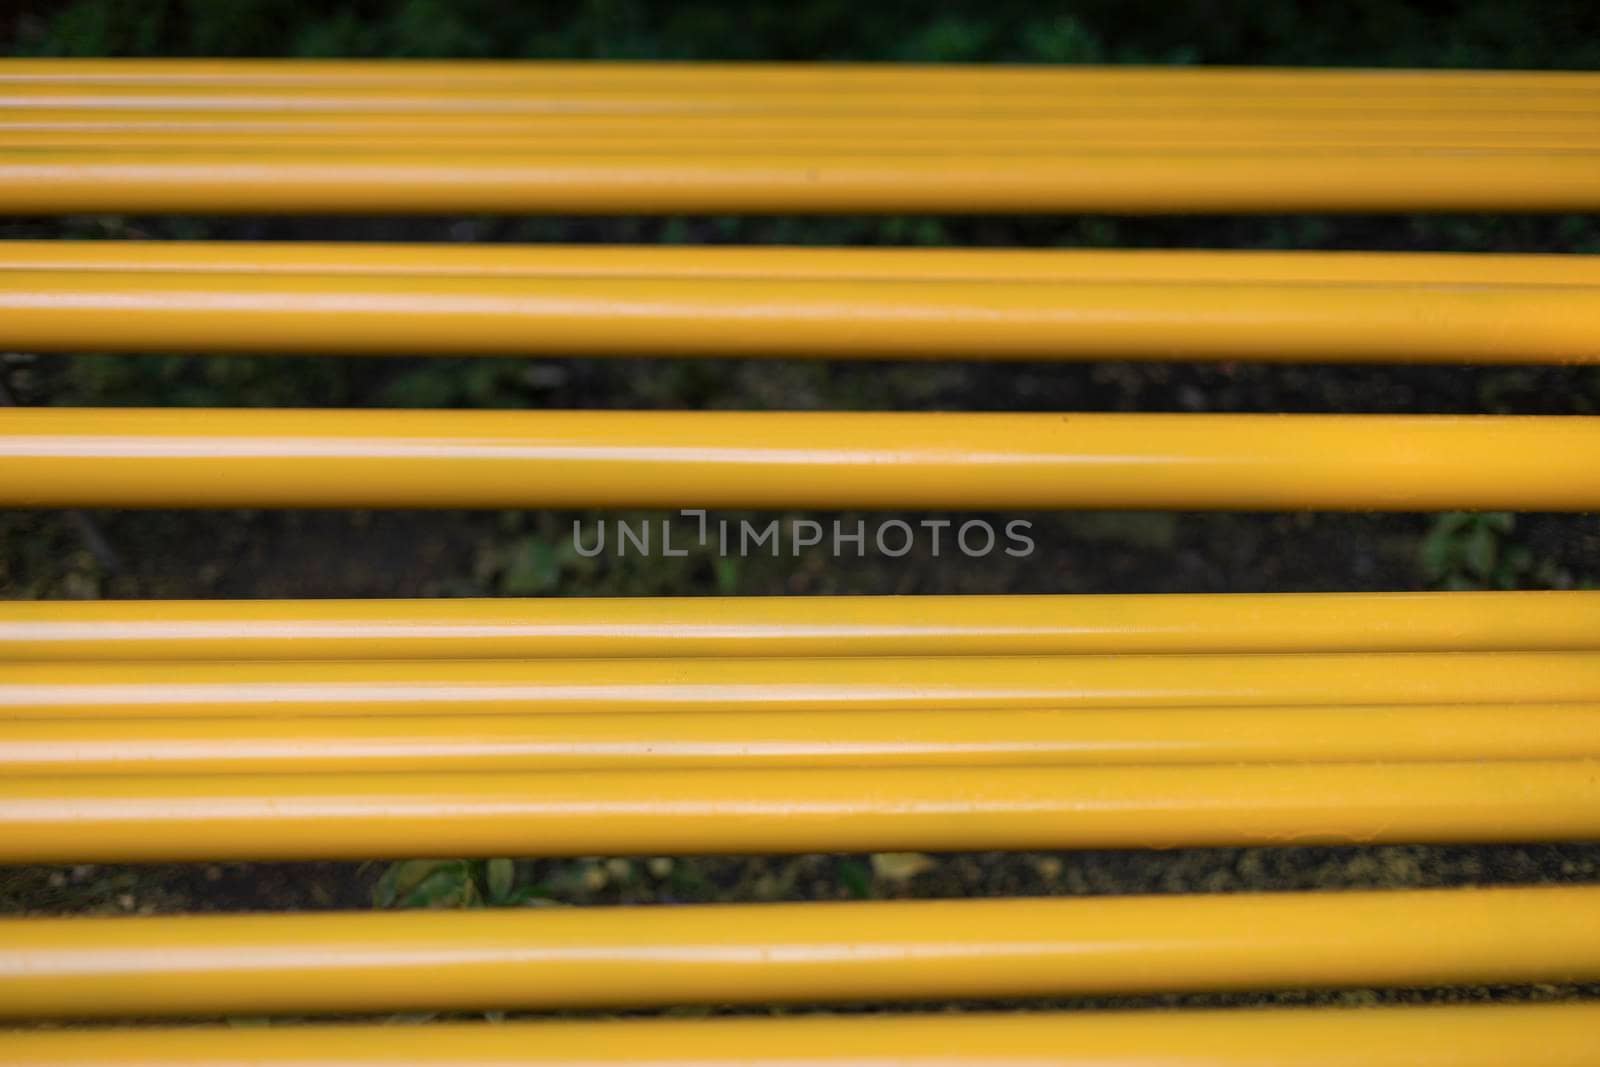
[[2, 653, 1597, 720], [7, 131, 1600, 153], [1, 761, 1597, 862], [3, 60, 1596, 96], [2, 886, 1598, 1017], [7, 591, 1598, 661], [6, 269, 1600, 363], [4, 410, 1600, 511], [8, 704, 1600, 776], [4, 240, 1599, 286], [2, 150, 1596, 214], [2, 60, 1596, 93], [9, 120, 1600, 151], [10, 110, 1600, 144], [37, 134, 1600, 153], [10, 83, 1600, 115], [5, 76, 1599, 115], [6, 1002, 1600, 1067]]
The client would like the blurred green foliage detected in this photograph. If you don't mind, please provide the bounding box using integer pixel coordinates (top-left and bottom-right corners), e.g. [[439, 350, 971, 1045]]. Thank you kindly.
[[10, 0, 1600, 69], [1421, 512, 1529, 589], [1420, 512, 1595, 590], [373, 858, 546, 908]]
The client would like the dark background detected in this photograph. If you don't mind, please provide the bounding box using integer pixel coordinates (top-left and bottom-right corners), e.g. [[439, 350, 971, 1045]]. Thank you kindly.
[[2, 0, 1598, 1017]]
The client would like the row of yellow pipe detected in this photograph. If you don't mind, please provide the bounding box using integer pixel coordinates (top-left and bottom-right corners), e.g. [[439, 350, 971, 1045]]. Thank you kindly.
[[4, 652, 1597, 718], [6, 61, 1594, 1050], [5, 59, 1595, 94], [9, 125, 1600, 151], [3, 886, 1597, 1017], [7, 591, 1596, 659], [8, 110, 1597, 149], [4, 64, 1593, 209], [6, 410, 1600, 510], [12, 596, 1594, 778], [4, 265, 1600, 362], [7, 111, 1600, 149], [7, 704, 1600, 776], [5, 1002, 1598, 1066], [2, 761, 1597, 861], [13, 90, 1600, 117], [3, 150, 1596, 213], [24, 88, 1600, 114], [8, 241, 1598, 283], [5, 69, 1597, 113]]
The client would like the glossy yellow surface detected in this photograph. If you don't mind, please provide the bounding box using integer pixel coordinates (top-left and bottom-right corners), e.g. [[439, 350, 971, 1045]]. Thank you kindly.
[[6, 64, 1593, 210], [7, 1002, 1600, 1066], [2, 886, 1598, 1017], [5, 410, 1600, 510], [8, 703, 1600, 776], [6, 91, 1593, 121], [14, 108, 1600, 136], [3, 652, 1597, 719], [24, 84, 1600, 114], [5, 61, 1597, 1048], [4, 69, 1597, 118], [10, 123, 1600, 151], [7, 241, 1600, 284], [1, 761, 1596, 862], [4, 267, 1600, 362], [6, 591, 1598, 660], [3, 150, 1597, 213]]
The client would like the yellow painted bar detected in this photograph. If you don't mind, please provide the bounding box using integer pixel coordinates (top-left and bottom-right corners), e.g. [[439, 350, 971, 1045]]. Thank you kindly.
[[8, 704, 1600, 776], [3, 150, 1597, 213], [3, 886, 1599, 1016], [9, 118, 1600, 150], [5, 410, 1600, 511], [7, 132, 1600, 154], [4, 269, 1600, 364], [6, 1003, 1600, 1067], [2, 60, 1596, 94], [5, 78, 1599, 115], [10, 111, 1600, 146], [1, 761, 1597, 862], [7, 591, 1599, 661], [7, 241, 1600, 285], [11, 84, 1600, 115], [3, 652, 1597, 720]]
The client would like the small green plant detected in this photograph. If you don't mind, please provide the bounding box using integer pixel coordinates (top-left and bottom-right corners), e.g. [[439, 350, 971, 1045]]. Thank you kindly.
[[496, 535, 573, 596], [1419, 512, 1589, 590], [835, 858, 875, 899], [1420, 512, 1527, 589], [373, 859, 543, 908]]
